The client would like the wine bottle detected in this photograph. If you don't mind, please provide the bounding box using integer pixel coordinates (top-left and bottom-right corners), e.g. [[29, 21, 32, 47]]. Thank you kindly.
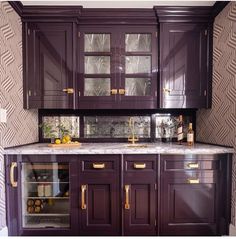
[[177, 115, 183, 144], [187, 123, 194, 146]]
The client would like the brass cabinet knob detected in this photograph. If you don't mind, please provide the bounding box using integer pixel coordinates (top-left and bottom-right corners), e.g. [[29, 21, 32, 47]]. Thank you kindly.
[[62, 88, 74, 94], [110, 89, 118, 95], [119, 89, 126, 95], [163, 88, 171, 93]]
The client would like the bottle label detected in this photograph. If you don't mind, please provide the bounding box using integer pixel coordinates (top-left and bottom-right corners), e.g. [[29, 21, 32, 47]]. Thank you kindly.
[[187, 133, 194, 142], [177, 126, 183, 134], [177, 133, 183, 141]]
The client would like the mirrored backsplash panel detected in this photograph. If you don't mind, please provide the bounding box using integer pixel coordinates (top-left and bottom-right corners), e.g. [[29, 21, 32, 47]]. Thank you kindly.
[[40, 111, 195, 141], [84, 116, 150, 138]]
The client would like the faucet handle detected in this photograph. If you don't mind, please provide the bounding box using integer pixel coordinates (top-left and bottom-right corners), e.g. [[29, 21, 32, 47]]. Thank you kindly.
[[128, 136, 139, 144]]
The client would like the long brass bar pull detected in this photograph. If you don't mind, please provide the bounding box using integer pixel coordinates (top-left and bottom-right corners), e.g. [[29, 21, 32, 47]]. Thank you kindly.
[[134, 163, 146, 169], [187, 163, 199, 169], [93, 163, 105, 169], [188, 179, 200, 184], [125, 185, 130, 210], [81, 185, 87, 210], [10, 162, 17, 187]]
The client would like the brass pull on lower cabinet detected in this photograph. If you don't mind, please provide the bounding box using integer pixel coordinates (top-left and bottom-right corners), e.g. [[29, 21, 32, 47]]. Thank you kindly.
[[93, 163, 105, 169], [187, 163, 199, 169], [125, 185, 130, 210], [163, 88, 171, 94], [188, 179, 200, 184], [62, 88, 74, 94], [110, 89, 118, 95], [134, 163, 146, 169], [10, 162, 17, 187], [81, 185, 87, 210], [119, 89, 126, 95]]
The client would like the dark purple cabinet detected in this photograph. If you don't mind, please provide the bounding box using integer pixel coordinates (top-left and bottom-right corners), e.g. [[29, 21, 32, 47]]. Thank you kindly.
[[78, 155, 121, 235], [78, 26, 158, 109], [160, 155, 231, 236], [24, 22, 75, 109], [123, 155, 157, 235], [160, 23, 210, 108]]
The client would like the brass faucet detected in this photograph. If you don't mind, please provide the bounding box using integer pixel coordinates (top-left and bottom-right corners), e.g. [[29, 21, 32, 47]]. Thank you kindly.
[[128, 117, 139, 144]]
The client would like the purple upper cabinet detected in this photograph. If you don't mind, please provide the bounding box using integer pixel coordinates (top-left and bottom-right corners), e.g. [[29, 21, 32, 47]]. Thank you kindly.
[[24, 22, 75, 109], [155, 7, 213, 109]]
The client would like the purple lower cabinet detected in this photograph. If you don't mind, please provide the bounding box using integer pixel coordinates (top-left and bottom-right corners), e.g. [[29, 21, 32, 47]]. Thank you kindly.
[[78, 155, 121, 236], [123, 155, 157, 236]]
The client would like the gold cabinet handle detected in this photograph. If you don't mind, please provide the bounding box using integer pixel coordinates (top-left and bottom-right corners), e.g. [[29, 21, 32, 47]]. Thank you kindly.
[[119, 89, 126, 95], [125, 185, 130, 210], [81, 185, 87, 210], [110, 89, 118, 95], [134, 163, 146, 169], [187, 163, 199, 169], [10, 162, 17, 188], [93, 163, 105, 169], [62, 88, 74, 94], [188, 179, 200, 184], [163, 88, 171, 93]]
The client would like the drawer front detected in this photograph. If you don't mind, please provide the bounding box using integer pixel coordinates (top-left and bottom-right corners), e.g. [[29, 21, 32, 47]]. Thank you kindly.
[[164, 160, 219, 171], [124, 155, 156, 172], [81, 155, 119, 173]]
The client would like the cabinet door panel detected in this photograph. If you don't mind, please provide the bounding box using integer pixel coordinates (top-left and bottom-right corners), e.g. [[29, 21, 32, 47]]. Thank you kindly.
[[26, 23, 74, 109], [160, 23, 208, 108]]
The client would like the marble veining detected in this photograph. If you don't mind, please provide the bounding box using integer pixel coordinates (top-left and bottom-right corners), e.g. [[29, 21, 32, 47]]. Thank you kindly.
[[4, 143, 234, 155]]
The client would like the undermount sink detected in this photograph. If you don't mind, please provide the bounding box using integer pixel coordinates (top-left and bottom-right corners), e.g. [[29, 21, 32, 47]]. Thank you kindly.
[[124, 144, 148, 148]]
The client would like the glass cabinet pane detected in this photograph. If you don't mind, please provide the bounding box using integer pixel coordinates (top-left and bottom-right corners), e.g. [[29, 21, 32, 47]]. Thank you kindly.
[[85, 56, 110, 74], [125, 34, 151, 52], [125, 56, 151, 74], [84, 78, 110, 96], [85, 34, 110, 52], [125, 78, 151, 96], [21, 163, 70, 228]]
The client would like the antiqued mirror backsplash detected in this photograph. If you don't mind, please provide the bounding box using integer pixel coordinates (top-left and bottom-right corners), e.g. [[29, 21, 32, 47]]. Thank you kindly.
[[40, 113, 193, 141]]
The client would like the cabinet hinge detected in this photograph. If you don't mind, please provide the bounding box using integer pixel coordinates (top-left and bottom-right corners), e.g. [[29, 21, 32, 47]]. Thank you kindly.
[[27, 29, 30, 36], [205, 29, 208, 36], [78, 32, 80, 38], [204, 90, 207, 96]]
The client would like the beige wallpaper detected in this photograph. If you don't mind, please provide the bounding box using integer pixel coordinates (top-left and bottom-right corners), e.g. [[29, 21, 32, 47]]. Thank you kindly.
[[197, 2, 236, 229], [0, 1, 38, 229]]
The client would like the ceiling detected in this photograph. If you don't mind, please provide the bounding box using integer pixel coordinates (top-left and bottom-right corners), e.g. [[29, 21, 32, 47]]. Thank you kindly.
[[21, 1, 216, 8]]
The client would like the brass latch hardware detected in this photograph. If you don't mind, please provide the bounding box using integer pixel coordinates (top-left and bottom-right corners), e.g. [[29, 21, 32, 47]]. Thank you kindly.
[[62, 88, 74, 94], [81, 185, 87, 210], [125, 185, 130, 210], [163, 88, 171, 93], [119, 89, 126, 95], [93, 163, 105, 169], [10, 162, 17, 188], [134, 163, 146, 169], [188, 179, 200, 184], [187, 163, 199, 169], [110, 89, 118, 95]]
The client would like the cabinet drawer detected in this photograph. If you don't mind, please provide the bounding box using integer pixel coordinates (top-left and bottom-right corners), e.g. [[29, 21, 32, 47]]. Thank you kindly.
[[164, 160, 219, 171], [124, 155, 156, 172]]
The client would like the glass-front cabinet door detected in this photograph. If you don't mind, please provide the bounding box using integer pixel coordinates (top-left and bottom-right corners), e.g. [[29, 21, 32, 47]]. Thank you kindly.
[[119, 26, 158, 109], [19, 156, 77, 236], [79, 27, 117, 109]]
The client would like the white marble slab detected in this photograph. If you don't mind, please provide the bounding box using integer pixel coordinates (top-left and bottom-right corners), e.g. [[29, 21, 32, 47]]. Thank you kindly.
[[3, 142, 234, 155]]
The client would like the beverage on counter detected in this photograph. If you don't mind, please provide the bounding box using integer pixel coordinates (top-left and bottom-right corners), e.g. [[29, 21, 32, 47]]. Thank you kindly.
[[177, 115, 183, 144], [187, 123, 194, 146]]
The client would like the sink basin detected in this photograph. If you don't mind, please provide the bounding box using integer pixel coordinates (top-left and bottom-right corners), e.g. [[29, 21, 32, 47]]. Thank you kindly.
[[124, 144, 148, 148]]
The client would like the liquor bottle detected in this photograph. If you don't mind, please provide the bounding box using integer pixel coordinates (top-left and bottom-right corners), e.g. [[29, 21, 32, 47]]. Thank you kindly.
[[177, 115, 183, 144], [187, 123, 194, 146]]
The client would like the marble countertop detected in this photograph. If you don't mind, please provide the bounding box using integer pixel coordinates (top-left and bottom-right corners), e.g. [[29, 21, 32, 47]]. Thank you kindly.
[[3, 142, 234, 155]]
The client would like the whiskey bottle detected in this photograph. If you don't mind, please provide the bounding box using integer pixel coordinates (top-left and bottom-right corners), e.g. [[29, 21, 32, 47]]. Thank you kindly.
[[187, 123, 194, 146], [177, 115, 183, 144]]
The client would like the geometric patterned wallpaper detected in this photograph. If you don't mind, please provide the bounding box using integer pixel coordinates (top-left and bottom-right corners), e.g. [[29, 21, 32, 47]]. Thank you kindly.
[[0, 1, 38, 230], [197, 1, 236, 229]]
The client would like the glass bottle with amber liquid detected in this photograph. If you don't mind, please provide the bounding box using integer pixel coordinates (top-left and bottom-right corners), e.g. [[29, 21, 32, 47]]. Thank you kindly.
[[177, 115, 183, 144], [187, 123, 194, 146]]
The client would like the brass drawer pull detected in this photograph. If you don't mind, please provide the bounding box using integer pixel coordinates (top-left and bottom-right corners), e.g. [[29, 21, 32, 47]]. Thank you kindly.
[[93, 163, 105, 169], [62, 88, 74, 94], [119, 89, 126, 95], [10, 162, 17, 188], [125, 185, 130, 210], [187, 163, 199, 169], [110, 89, 118, 95], [81, 185, 87, 210], [134, 163, 146, 169], [188, 179, 200, 184]]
